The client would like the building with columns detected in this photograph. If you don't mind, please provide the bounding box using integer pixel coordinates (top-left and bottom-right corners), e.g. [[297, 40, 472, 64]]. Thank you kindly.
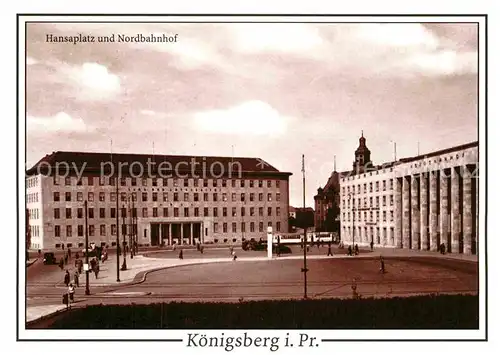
[[339, 134, 478, 255], [25, 151, 291, 250]]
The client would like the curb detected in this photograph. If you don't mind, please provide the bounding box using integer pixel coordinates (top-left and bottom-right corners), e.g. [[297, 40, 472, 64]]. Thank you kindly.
[[26, 259, 38, 268]]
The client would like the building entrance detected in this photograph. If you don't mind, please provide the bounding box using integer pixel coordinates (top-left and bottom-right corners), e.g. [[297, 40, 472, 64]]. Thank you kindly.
[[150, 222, 203, 246]]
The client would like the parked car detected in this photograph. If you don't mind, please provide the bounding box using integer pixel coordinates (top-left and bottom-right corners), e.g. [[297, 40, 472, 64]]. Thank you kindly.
[[43, 252, 57, 265]]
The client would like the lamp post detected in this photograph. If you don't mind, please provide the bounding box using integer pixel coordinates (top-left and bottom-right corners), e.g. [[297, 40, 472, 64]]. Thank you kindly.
[[128, 192, 134, 259], [84, 200, 90, 295], [301, 154, 308, 299], [348, 193, 355, 249], [121, 203, 127, 270]]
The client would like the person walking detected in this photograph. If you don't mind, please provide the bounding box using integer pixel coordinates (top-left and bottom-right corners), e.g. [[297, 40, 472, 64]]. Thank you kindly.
[[347, 245, 352, 256], [370, 241, 374, 251], [94, 263, 100, 279], [67, 248, 72, 260], [74, 270, 80, 287], [64, 270, 70, 287], [379, 256, 386, 274], [200, 245, 204, 254], [327, 243, 333, 256], [68, 283, 75, 303], [179, 249, 183, 260], [232, 250, 237, 261], [59, 258, 64, 270], [354, 244, 359, 255]]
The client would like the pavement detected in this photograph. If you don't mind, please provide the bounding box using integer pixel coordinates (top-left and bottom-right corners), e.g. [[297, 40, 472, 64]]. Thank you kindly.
[[25, 246, 478, 325]]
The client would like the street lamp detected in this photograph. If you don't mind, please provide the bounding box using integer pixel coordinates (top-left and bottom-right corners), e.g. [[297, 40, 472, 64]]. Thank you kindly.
[[121, 203, 127, 270], [84, 200, 90, 295]]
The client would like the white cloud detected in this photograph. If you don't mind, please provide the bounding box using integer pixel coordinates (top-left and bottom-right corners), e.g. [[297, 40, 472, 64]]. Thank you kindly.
[[407, 50, 477, 76], [140, 109, 157, 116], [193, 100, 287, 135], [27, 57, 38, 66], [355, 24, 439, 50], [61, 62, 121, 101], [27, 112, 88, 133], [231, 24, 323, 54]]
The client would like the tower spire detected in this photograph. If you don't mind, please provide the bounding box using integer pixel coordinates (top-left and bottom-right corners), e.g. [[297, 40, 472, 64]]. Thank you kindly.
[[361, 130, 364, 137], [334, 155, 337, 172]]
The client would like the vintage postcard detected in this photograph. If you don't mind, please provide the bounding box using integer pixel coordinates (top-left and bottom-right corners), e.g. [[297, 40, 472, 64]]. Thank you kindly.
[[16, 11, 487, 353]]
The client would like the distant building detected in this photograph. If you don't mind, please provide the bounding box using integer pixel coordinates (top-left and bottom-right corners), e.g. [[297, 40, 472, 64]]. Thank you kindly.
[[25, 151, 292, 250], [289, 207, 315, 231], [338, 133, 479, 255], [314, 159, 343, 233]]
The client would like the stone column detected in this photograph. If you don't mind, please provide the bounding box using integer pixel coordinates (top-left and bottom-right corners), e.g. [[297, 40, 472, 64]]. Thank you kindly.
[[190, 223, 194, 245], [429, 171, 438, 251], [390, 227, 394, 246], [440, 171, 449, 250], [402, 176, 411, 249], [420, 172, 429, 250], [463, 166, 473, 255], [180, 223, 184, 244], [451, 167, 460, 253], [411, 175, 420, 249], [476, 167, 479, 254], [168, 223, 172, 245], [394, 178, 402, 248]]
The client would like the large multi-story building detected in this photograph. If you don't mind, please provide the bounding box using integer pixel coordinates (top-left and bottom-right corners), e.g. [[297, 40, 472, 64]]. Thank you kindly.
[[25, 151, 291, 250], [338, 134, 479, 255]]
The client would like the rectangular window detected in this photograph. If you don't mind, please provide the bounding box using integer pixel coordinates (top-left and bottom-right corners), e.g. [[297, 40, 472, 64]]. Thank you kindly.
[[174, 193, 179, 201], [223, 223, 228, 233], [231, 179, 236, 188], [203, 193, 208, 202], [232, 193, 237, 202], [267, 207, 272, 216], [184, 179, 189, 187], [204, 207, 209, 217], [66, 208, 72, 219], [277, 222, 281, 232], [109, 177, 116, 186], [53, 192, 60, 202], [89, 208, 94, 219], [267, 180, 272, 188], [100, 224, 106, 236], [383, 180, 387, 191], [276, 207, 281, 217], [214, 223, 219, 233], [267, 193, 272, 202], [111, 224, 116, 236], [152, 178, 157, 187], [66, 225, 72, 237], [121, 177, 127, 186], [390, 211, 394, 222], [142, 208, 148, 217], [163, 192, 168, 202], [65, 192, 71, 202], [258, 180, 263, 188], [250, 222, 255, 232], [240, 179, 245, 188], [222, 179, 227, 187], [184, 208, 189, 217], [100, 208, 105, 218], [131, 178, 137, 186], [184, 193, 189, 202], [241, 222, 246, 233], [173, 178, 178, 187], [111, 192, 116, 202], [390, 195, 394, 206], [223, 207, 227, 217], [276, 193, 281, 202], [222, 193, 228, 202], [111, 208, 116, 218], [276, 180, 280, 188], [241, 193, 245, 202], [194, 193, 199, 202], [194, 207, 199, 217], [54, 208, 60, 219], [241, 207, 245, 217], [142, 192, 148, 202], [194, 179, 199, 187], [203, 179, 208, 187], [55, 225, 60, 237], [232, 207, 237, 217], [259, 207, 263, 217], [259, 222, 264, 232], [77, 208, 83, 218], [121, 192, 127, 202], [250, 180, 254, 188], [65, 177, 71, 186], [174, 208, 179, 217], [250, 207, 255, 216], [142, 178, 148, 186], [213, 193, 218, 202], [77, 178, 82, 186], [212, 179, 217, 187], [259, 193, 263, 201], [99, 192, 105, 202], [153, 192, 158, 202], [88, 192, 94, 202], [213, 207, 218, 217], [99, 177, 105, 186], [383, 211, 387, 222], [89, 225, 95, 237], [163, 208, 168, 217], [383, 196, 386, 206], [78, 225, 83, 237], [153, 208, 158, 217], [250, 193, 254, 202], [232, 222, 237, 233]]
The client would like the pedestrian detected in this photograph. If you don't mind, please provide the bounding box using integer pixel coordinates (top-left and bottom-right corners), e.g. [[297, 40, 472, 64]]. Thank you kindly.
[[64, 253, 68, 265], [179, 249, 183, 260], [90, 258, 96, 272], [347, 245, 352, 256], [74, 270, 80, 287], [77, 259, 83, 274], [379, 256, 386, 274], [232, 251, 237, 261], [327, 243, 333, 256], [370, 241, 374, 251], [38, 249, 41, 257], [229, 246, 234, 255], [200, 245, 204, 254], [355, 244, 359, 255], [68, 248, 71, 259], [64, 270, 70, 287], [94, 264, 100, 279], [173, 243, 176, 252], [59, 258, 64, 270], [68, 283, 75, 303]]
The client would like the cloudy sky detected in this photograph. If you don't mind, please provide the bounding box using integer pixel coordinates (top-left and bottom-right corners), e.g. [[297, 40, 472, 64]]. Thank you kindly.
[[26, 21, 478, 207]]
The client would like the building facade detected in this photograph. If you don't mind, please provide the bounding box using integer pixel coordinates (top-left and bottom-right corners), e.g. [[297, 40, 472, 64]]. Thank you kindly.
[[26, 151, 291, 250], [314, 160, 343, 232], [339, 135, 479, 255]]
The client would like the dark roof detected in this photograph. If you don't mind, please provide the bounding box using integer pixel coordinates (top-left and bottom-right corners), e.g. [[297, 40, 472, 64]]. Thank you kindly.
[[26, 151, 292, 178]]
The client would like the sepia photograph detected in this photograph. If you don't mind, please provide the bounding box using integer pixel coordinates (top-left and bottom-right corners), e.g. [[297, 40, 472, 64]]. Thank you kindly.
[[18, 13, 486, 346]]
